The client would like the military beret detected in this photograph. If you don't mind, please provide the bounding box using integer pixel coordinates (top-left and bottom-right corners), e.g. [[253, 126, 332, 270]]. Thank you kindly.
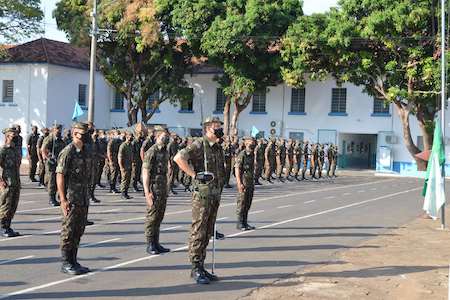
[[72, 122, 88, 131], [153, 125, 167, 132], [2, 127, 16, 134], [203, 116, 223, 125]]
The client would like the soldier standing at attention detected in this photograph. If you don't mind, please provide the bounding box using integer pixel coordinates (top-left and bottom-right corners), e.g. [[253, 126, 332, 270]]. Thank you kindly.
[[107, 129, 120, 194], [118, 132, 134, 200], [96, 130, 107, 188], [253, 138, 265, 185], [310, 143, 319, 179], [264, 138, 276, 183], [13, 124, 23, 166], [174, 116, 225, 285], [0, 127, 21, 237], [57, 122, 91, 275], [168, 132, 180, 195], [42, 124, 66, 207], [285, 139, 294, 181], [292, 140, 303, 181], [222, 136, 233, 188], [89, 130, 101, 203], [302, 141, 310, 180], [27, 125, 40, 182], [318, 144, 325, 179], [37, 128, 49, 186], [235, 136, 257, 231], [275, 138, 284, 182], [142, 126, 171, 255], [141, 129, 155, 161], [131, 127, 145, 192]]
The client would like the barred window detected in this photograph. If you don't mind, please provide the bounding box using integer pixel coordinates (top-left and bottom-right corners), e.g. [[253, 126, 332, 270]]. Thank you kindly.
[[290, 88, 305, 113], [373, 98, 390, 114], [289, 132, 304, 141], [331, 88, 347, 113], [216, 88, 226, 112], [252, 90, 266, 113], [78, 84, 87, 107], [2, 80, 14, 103], [180, 88, 194, 111], [112, 91, 124, 110]]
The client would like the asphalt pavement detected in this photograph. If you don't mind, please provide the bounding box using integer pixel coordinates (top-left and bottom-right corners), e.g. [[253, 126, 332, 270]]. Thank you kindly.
[[0, 173, 425, 299]]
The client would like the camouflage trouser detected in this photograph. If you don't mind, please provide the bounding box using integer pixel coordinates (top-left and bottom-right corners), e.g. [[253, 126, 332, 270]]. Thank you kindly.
[[60, 205, 88, 253], [302, 158, 308, 179], [330, 161, 337, 177], [285, 159, 293, 178], [318, 160, 324, 178], [276, 157, 283, 178], [109, 161, 119, 187], [236, 186, 254, 223], [254, 161, 264, 182], [311, 160, 318, 178], [0, 186, 20, 229], [132, 160, 142, 187], [38, 159, 45, 184], [45, 161, 57, 196], [120, 168, 132, 193], [29, 155, 38, 179], [169, 162, 179, 188], [144, 186, 168, 242], [96, 158, 105, 184], [292, 159, 300, 177], [89, 159, 99, 196], [224, 158, 232, 186], [189, 187, 221, 265], [264, 159, 275, 179]]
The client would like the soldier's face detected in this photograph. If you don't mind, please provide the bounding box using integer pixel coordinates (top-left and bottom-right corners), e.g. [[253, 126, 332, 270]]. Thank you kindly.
[[72, 129, 85, 143]]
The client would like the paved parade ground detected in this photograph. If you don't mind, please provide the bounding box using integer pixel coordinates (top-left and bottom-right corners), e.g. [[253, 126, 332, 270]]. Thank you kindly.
[[0, 174, 424, 299]]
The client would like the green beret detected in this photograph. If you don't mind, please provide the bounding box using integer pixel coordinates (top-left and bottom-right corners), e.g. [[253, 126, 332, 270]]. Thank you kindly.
[[72, 122, 88, 131], [2, 127, 16, 134], [203, 116, 223, 125]]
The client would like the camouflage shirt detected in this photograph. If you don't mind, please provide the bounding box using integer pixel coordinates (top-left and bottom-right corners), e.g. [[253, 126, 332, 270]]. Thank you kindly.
[[142, 143, 169, 192], [0, 144, 20, 187], [56, 143, 92, 206], [118, 141, 133, 169], [27, 133, 40, 158], [132, 137, 144, 163], [107, 138, 121, 162], [42, 134, 66, 160], [235, 150, 255, 187]]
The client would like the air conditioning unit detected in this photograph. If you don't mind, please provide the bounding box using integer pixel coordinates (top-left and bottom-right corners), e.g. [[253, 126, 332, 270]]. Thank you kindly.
[[385, 135, 399, 144], [269, 120, 283, 136]]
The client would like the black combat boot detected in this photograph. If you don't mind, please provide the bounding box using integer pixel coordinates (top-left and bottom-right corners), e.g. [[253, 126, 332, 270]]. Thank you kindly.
[[97, 182, 106, 188], [61, 250, 82, 275], [110, 184, 119, 194], [2, 227, 20, 237], [121, 192, 132, 200], [201, 263, 219, 281], [49, 195, 60, 207], [133, 183, 141, 192], [86, 220, 94, 226], [254, 178, 262, 185], [190, 263, 210, 284], [244, 215, 255, 230], [236, 215, 246, 231], [146, 238, 160, 255], [90, 193, 101, 203], [155, 233, 170, 253], [215, 231, 225, 240], [73, 248, 90, 274]]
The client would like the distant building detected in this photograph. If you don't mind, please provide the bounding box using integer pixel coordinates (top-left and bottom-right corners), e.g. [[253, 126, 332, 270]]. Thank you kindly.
[[1, 38, 448, 175]]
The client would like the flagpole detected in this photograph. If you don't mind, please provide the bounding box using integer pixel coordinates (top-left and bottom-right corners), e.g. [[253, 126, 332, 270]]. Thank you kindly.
[[87, 0, 97, 123], [441, 0, 446, 229]]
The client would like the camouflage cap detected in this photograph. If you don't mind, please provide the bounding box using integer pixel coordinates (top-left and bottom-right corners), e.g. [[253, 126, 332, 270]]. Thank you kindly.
[[203, 116, 223, 125], [242, 136, 255, 141], [72, 122, 88, 131], [153, 125, 167, 133], [2, 127, 16, 134]]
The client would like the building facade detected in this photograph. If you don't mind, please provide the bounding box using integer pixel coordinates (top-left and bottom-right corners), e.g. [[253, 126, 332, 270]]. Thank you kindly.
[[1, 38, 448, 175]]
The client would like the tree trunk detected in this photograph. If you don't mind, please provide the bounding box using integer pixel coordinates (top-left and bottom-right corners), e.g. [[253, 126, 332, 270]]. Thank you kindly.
[[230, 95, 252, 136], [223, 97, 231, 136], [394, 103, 427, 171]]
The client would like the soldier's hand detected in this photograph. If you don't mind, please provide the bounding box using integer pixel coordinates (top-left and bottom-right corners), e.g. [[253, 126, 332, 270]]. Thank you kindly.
[[0, 178, 6, 189], [60, 200, 70, 217], [146, 193, 154, 208]]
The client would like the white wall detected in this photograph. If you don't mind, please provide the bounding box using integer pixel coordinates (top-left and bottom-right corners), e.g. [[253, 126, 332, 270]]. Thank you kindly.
[[0, 63, 48, 143]]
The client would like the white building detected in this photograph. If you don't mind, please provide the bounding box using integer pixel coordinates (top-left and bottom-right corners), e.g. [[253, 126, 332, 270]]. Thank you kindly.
[[1, 38, 448, 175]]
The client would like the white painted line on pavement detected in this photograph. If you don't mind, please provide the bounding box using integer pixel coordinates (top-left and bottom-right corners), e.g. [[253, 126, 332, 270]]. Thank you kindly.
[[342, 192, 351, 196], [36, 216, 61, 222], [357, 190, 365, 193], [161, 226, 182, 231], [34, 209, 120, 223], [81, 238, 121, 248], [370, 188, 377, 191], [304, 200, 316, 204], [216, 217, 229, 221], [249, 210, 265, 215], [0, 186, 420, 299], [17, 207, 58, 213], [20, 201, 36, 204], [325, 196, 335, 199], [277, 205, 293, 209], [0, 255, 35, 266]]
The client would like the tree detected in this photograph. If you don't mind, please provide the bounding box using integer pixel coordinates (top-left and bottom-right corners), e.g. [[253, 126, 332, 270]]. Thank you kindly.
[[282, 0, 447, 170], [168, 0, 303, 135], [0, 0, 43, 54], [54, 0, 191, 125]]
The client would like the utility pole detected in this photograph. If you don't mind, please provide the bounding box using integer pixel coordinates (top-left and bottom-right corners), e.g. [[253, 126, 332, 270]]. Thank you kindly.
[[441, 0, 446, 229], [87, 0, 97, 123]]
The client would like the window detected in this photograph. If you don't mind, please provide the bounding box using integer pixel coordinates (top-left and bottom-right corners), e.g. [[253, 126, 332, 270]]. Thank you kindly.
[[373, 98, 390, 114], [215, 88, 226, 112], [78, 84, 87, 107], [2, 80, 13, 103], [112, 91, 124, 110], [290, 88, 305, 113], [180, 88, 194, 112], [289, 132, 304, 141], [147, 90, 160, 111], [331, 88, 347, 113], [252, 90, 266, 113]]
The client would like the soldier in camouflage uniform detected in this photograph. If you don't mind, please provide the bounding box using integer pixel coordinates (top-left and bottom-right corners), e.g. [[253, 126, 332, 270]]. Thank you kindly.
[[235, 136, 257, 231], [37, 128, 49, 186], [284, 139, 294, 181], [328, 144, 338, 177], [310, 143, 319, 179], [254, 138, 265, 185], [57, 122, 91, 275], [89, 130, 101, 203], [42, 124, 66, 206], [264, 138, 276, 182], [167, 132, 180, 195], [13, 124, 23, 165], [140, 129, 155, 160], [302, 141, 310, 180], [174, 116, 225, 284], [222, 136, 233, 188], [275, 138, 286, 181], [118, 132, 134, 199], [131, 129, 145, 192], [318, 144, 325, 179], [0, 127, 21, 237], [96, 130, 107, 188], [143, 126, 171, 255], [292, 140, 303, 181], [107, 129, 121, 193], [26, 125, 40, 182]]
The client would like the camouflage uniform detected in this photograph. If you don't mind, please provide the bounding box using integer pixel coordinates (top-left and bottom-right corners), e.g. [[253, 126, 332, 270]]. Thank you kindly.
[[310, 144, 319, 179], [302, 142, 310, 180], [96, 135, 107, 186], [222, 139, 233, 188], [275, 139, 286, 180], [0, 129, 21, 236], [167, 137, 180, 193], [264, 139, 276, 181], [177, 136, 225, 268], [107, 136, 121, 192], [284, 140, 294, 179], [235, 145, 255, 229], [37, 130, 48, 186], [318, 144, 325, 179], [42, 131, 66, 201], [131, 135, 144, 190], [118, 138, 133, 197], [254, 140, 265, 184], [27, 130, 40, 181], [143, 143, 169, 245], [57, 135, 92, 274], [292, 141, 303, 180], [328, 145, 338, 177]]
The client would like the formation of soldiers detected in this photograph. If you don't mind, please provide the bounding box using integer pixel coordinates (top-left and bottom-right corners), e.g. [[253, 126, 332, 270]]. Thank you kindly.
[[0, 118, 339, 284]]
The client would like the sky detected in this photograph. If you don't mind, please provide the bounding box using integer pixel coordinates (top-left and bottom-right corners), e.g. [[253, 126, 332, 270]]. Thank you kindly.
[[37, 0, 339, 43]]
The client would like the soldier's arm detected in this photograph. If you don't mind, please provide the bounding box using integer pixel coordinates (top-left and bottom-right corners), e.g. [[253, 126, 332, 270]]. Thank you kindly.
[[56, 148, 70, 216], [234, 152, 244, 192], [118, 145, 124, 170], [140, 140, 147, 161], [174, 142, 201, 178], [142, 149, 154, 207]]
